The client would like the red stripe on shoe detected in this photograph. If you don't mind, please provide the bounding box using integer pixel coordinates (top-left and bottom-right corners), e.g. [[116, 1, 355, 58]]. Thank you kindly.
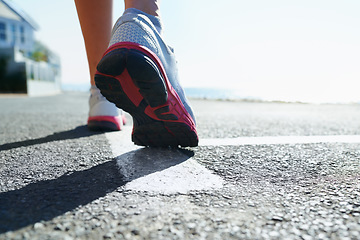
[[87, 116, 123, 130]]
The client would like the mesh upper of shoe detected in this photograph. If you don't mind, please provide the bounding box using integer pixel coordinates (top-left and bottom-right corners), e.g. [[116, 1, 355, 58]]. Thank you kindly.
[[109, 22, 158, 54]]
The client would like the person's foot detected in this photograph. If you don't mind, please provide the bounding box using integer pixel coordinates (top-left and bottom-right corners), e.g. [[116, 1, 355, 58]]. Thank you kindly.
[[88, 85, 126, 131], [94, 8, 198, 147]]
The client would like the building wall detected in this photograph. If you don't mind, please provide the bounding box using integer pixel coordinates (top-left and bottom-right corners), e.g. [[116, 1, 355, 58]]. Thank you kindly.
[[0, 16, 34, 55]]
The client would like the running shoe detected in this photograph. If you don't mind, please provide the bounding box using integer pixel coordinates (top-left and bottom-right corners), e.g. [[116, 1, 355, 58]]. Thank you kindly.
[[94, 8, 198, 147], [87, 85, 126, 131]]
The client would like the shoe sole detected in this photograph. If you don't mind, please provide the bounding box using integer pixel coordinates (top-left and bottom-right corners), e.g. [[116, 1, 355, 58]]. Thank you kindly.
[[95, 42, 198, 147], [87, 116, 125, 131]]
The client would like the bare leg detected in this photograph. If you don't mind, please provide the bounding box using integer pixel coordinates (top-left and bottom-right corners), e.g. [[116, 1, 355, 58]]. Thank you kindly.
[[75, 0, 161, 86], [74, 0, 113, 86]]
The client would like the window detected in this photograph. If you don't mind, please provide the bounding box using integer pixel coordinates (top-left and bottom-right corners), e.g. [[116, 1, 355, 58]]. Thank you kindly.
[[0, 22, 6, 41], [20, 26, 25, 43], [11, 24, 16, 44]]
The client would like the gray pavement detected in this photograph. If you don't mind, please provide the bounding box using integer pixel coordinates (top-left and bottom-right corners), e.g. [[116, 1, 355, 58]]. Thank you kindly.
[[1, 92, 360, 239]]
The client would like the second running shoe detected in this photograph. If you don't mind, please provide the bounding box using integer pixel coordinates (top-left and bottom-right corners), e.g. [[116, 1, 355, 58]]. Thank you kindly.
[[87, 85, 126, 131], [95, 9, 198, 147]]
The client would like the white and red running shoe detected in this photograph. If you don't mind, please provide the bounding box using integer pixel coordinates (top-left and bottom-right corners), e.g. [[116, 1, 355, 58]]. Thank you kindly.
[[95, 9, 198, 147], [87, 86, 126, 131]]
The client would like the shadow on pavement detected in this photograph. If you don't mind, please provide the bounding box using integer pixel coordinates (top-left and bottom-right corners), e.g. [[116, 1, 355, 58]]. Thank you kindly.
[[0, 125, 103, 151], [0, 147, 194, 233], [116, 148, 195, 182]]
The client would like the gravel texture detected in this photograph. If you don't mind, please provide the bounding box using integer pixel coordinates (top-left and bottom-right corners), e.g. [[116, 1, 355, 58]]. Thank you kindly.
[[1, 93, 360, 239]]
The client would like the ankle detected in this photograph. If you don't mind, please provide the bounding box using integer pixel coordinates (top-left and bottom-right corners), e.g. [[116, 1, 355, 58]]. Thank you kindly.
[[124, 0, 160, 17]]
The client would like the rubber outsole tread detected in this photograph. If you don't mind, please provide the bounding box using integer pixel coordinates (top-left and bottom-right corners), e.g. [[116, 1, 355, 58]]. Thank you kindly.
[[95, 47, 198, 147], [127, 50, 167, 107], [88, 120, 119, 132]]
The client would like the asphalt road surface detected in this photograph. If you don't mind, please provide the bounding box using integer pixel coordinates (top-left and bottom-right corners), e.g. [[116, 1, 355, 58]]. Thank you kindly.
[[1, 92, 360, 239]]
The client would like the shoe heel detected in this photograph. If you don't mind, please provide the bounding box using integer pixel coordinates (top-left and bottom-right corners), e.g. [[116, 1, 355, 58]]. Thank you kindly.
[[95, 43, 199, 147]]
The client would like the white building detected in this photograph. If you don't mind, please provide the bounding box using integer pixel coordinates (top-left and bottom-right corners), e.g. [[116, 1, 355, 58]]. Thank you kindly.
[[0, 0, 61, 95]]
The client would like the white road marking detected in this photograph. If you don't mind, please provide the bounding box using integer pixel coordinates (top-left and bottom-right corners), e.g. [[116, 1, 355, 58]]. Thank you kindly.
[[106, 127, 360, 193], [199, 135, 360, 146], [105, 126, 140, 154], [120, 156, 224, 194], [105, 127, 224, 194]]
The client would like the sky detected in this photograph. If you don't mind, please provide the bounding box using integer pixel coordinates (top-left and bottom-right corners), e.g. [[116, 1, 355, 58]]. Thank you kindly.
[[12, 0, 360, 103]]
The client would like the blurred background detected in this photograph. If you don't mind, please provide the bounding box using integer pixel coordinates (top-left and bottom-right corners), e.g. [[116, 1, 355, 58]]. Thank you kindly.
[[2, 0, 360, 103]]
